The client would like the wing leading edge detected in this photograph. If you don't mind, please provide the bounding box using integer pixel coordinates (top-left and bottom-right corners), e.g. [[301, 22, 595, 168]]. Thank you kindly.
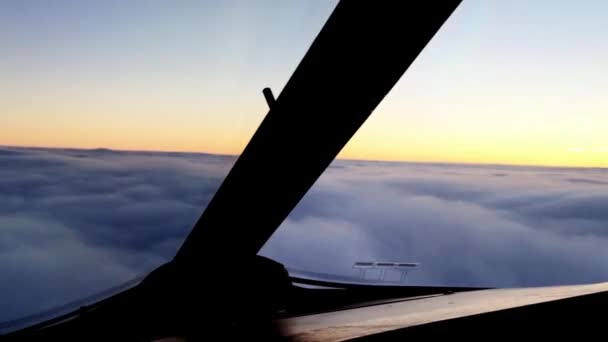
[[280, 281, 608, 341]]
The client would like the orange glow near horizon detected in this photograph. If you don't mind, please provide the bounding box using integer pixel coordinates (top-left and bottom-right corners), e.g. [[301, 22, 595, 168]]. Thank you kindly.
[[3, 105, 607, 169], [2, 1, 608, 169]]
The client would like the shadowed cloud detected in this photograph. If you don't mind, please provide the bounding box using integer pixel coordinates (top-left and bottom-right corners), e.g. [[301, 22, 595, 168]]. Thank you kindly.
[[1, 147, 608, 322]]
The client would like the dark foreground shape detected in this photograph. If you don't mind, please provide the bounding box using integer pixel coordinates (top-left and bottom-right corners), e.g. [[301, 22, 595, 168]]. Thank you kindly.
[[3, 1, 464, 340], [352, 290, 608, 341]]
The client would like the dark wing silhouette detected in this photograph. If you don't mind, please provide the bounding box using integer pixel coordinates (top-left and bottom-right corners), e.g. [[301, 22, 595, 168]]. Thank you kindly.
[[4, 1, 460, 340], [8, 1, 608, 341], [280, 282, 608, 341]]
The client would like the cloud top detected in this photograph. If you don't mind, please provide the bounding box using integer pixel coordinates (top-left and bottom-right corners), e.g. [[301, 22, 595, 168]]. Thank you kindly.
[[1, 147, 608, 323]]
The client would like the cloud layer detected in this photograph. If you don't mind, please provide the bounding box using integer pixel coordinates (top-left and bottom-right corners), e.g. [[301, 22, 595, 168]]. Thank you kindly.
[[1, 147, 608, 322], [0, 147, 231, 322], [263, 162, 608, 288]]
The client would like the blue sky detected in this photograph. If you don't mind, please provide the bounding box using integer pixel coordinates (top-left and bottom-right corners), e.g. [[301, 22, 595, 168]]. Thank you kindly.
[[2, 0, 608, 166], [2, 0, 608, 328]]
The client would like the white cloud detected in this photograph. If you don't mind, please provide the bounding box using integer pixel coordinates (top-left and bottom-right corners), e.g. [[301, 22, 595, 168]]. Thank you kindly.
[[1, 147, 608, 323]]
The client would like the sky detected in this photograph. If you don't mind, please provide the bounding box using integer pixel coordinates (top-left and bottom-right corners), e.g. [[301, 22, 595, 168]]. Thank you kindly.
[[2, 146, 608, 325], [1, 0, 608, 167]]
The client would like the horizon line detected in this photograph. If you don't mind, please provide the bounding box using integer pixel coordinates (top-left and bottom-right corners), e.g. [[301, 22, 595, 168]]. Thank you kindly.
[[2, 143, 607, 170]]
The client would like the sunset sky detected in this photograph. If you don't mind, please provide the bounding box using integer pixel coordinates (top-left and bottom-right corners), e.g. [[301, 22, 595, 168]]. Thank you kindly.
[[1, 0, 607, 167]]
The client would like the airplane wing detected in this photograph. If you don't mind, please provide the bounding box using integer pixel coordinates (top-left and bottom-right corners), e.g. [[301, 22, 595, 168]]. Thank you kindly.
[[280, 281, 608, 341], [8, 1, 607, 341], [3, 1, 461, 339]]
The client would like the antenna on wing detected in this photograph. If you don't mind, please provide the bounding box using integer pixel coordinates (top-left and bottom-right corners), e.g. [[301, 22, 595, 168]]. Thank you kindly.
[[263, 87, 276, 108]]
